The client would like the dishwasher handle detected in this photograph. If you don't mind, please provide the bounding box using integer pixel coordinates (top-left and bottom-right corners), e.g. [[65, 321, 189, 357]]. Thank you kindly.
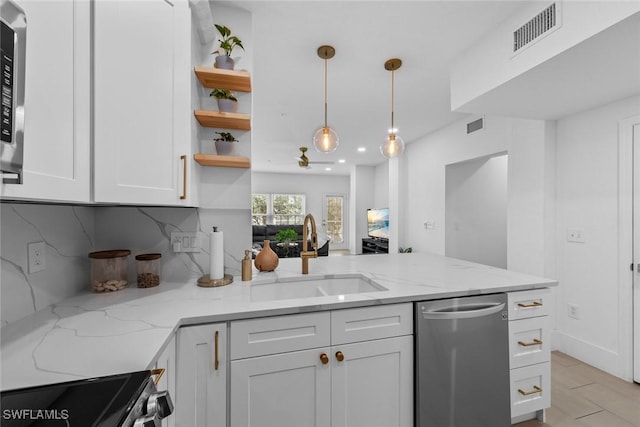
[[420, 302, 506, 320]]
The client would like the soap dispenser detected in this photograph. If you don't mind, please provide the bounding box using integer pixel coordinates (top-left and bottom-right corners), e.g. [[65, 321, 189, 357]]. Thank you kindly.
[[242, 250, 252, 281]]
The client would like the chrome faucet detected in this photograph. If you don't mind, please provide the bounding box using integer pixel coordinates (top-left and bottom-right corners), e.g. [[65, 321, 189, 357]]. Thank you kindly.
[[301, 213, 318, 274]]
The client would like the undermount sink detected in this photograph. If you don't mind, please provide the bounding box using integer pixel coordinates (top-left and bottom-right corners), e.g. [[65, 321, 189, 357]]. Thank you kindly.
[[250, 275, 387, 302]]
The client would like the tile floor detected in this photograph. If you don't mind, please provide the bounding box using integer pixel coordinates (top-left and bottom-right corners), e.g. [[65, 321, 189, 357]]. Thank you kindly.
[[514, 351, 640, 427]]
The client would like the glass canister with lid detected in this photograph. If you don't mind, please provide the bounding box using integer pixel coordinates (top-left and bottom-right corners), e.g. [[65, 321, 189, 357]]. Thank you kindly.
[[135, 253, 161, 288], [88, 250, 131, 293]]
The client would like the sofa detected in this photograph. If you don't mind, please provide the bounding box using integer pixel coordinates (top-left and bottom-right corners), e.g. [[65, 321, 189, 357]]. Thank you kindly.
[[252, 224, 329, 258]]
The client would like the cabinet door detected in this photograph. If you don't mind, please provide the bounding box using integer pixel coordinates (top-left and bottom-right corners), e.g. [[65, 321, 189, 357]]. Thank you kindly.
[[154, 336, 176, 427], [230, 348, 331, 427], [1, 0, 90, 202], [93, 0, 191, 205], [176, 324, 226, 427], [331, 336, 413, 427]]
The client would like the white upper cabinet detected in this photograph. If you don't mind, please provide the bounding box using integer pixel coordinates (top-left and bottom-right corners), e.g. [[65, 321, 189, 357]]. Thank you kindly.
[[93, 0, 193, 205], [1, 0, 91, 202]]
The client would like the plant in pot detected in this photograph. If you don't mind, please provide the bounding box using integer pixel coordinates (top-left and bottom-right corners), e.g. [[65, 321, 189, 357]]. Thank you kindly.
[[213, 131, 238, 156], [276, 228, 298, 257], [210, 88, 238, 113], [213, 24, 244, 70]]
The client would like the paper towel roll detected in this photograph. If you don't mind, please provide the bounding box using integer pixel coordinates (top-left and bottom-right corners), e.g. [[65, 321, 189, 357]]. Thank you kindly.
[[209, 227, 224, 280]]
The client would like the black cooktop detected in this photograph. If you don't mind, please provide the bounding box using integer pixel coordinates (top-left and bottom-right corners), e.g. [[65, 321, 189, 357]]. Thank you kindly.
[[1, 371, 150, 427]]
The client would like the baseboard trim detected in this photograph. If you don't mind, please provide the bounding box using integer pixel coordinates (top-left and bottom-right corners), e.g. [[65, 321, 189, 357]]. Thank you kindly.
[[552, 330, 630, 381]]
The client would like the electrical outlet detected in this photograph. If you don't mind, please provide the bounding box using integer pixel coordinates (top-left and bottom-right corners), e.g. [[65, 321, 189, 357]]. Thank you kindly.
[[567, 228, 585, 243], [170, 232, 201, 253], [28, 241, 46, 273], [568, 303, 580, 319]]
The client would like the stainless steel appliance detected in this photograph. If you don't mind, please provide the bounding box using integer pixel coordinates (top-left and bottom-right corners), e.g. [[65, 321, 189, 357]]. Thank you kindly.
[[1, 369, 174, 426], [415, 293, 511, 427], [0, 0, 26, 184]]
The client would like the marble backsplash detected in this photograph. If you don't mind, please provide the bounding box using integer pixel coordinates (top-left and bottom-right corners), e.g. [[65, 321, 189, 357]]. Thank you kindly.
[[1, 203, 250, 325]]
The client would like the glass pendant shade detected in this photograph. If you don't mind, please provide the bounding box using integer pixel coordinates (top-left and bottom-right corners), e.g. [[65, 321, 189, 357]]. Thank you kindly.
[[313, 126, 339, 153], [380, 133, 405, 158]]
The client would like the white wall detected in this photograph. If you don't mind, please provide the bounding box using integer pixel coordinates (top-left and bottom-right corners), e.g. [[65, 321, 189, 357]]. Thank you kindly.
[[349, 166, 375, 254], [445, 154, 508, 268], [403, 115, 554, 278], [374, 161, 389, 208], [554, 95, 640, 379], [252, 171, 350, 242], [451, 1, 640, 111]]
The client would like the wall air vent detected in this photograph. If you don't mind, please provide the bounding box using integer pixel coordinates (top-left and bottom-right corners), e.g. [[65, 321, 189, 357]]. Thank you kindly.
[[466, 117, 484, 134], [513, 2, 559, 53]]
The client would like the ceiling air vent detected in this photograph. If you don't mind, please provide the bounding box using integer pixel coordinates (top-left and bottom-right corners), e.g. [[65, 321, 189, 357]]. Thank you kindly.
[[466, 117, 484, 134], [513, 2, 558, 53]]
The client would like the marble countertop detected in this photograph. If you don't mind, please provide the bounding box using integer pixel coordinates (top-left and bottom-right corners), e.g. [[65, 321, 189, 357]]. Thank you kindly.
[[0, 252, 557, 391]]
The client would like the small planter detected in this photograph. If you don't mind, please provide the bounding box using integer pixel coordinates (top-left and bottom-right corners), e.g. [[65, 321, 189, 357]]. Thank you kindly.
[[215, 140, 235, 155], [215, 55, 235, 70], [217, 98, 238, 113]]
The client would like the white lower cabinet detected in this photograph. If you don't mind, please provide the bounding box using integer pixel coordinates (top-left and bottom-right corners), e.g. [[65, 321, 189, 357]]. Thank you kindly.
[[229, 304, 413, 427], [153, 336, 177, 427], [508, 289, 552, 423], [176, 323, 227, 427]]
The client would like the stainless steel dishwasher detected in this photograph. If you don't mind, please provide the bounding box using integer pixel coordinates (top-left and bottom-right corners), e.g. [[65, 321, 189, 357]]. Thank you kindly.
[[415, 293, 510, 427]]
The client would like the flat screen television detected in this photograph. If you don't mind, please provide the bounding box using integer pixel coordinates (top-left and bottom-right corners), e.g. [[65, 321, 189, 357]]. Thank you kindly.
[[367, 208, 390, 240]]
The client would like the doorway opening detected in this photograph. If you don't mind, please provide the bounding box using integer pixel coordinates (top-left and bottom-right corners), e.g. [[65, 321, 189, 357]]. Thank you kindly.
[[445, 153, 508, 268]]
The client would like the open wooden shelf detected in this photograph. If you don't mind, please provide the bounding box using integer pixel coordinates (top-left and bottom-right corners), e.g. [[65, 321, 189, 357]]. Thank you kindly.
[[194, 110, 251, 130], [194, 153, 251, 169], [194, 67, 252, 92]]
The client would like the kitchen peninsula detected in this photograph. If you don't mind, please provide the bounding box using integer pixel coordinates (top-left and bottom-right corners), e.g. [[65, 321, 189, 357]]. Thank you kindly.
[[1, 252, 556, 425]]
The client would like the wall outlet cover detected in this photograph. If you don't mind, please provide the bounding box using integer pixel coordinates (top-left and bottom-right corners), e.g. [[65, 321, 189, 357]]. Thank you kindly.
[[28, 241, 46, 273]]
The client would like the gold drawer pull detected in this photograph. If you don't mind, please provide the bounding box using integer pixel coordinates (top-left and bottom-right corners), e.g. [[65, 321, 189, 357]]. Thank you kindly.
[[150, 368, 165, 386], [517, 301, 542, 308], [518, 339, 543, 347], [214, 330, 219, 371], [180, 155, 187, 200], [518, 385, 542, 396], [320, 353, 329, 365], [335, 351, 344, 362]]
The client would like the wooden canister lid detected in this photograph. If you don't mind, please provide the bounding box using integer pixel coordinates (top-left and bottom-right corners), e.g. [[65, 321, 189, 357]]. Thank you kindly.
[[88, 250, 131, 259], [135, 253, 162, 261]]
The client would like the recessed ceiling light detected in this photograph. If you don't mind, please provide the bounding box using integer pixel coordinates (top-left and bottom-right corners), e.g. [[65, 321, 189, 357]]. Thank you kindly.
[[338, 159, 346, 163], [357, 147, 366, 152], [325, 167, 332, 171]]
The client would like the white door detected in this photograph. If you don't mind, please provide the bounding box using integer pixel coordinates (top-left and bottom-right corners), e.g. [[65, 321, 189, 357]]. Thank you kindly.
[[230, 348, 331, 427], [176, 324, 227, 427], [331, 336, 413, 427], [323, 194, 347, 250], [634, 123, 640, 383], [93, 0, 191, 205]]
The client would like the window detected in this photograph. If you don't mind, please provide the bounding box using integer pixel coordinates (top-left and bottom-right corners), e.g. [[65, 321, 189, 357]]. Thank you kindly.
[[251, 193, 305, 225], [251, 193, 268, 225]]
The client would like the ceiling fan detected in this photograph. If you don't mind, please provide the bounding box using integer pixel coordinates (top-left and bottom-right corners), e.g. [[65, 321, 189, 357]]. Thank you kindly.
[[295, 147, 335, 169]]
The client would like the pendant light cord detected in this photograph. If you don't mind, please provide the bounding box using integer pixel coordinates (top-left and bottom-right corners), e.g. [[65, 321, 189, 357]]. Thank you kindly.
[[324, 57, 328, 129], [390, 68, 395, 135]]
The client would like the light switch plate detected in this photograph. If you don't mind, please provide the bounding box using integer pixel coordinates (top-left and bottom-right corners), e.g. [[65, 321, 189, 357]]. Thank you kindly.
[[567, 228, 585, 243], [170, 232, 201, 253]]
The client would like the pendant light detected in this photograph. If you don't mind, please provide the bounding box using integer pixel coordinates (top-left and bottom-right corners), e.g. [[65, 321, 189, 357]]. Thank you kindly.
[[380, 58, 405, 158], [312, 45, 339, 153]]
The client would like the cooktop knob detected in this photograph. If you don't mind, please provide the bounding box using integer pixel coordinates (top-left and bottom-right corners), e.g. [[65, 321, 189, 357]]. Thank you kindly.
[[133, 414, 160, 427], [146, 390, 174, 419]]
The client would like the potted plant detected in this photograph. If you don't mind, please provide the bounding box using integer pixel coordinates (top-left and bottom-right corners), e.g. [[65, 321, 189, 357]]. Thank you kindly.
[[213, 131, 238, 155], [210, 88, 238, 113], [276, 228, 299, 257], [213, 24, 244, 70]]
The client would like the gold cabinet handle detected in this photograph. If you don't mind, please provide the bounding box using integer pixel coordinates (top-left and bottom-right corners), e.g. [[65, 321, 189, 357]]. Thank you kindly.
[[335, 351, 344, 362], [518, 385, 542, 396], [150, 368, 165, 386], [214, 330, 219, 371], [180, 155, 187, 200], [320, 353, 329, 365], [517, 301, 542, 308], [518, 339, 543, 347]]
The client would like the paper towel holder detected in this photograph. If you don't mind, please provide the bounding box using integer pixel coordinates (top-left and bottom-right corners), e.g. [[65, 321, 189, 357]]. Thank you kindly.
[[197, 273, 233, 287]]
